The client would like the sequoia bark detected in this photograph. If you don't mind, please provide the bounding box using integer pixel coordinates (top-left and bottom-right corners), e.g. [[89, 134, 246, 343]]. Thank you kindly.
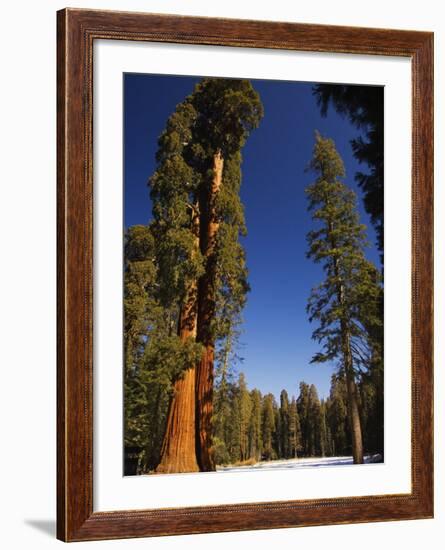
[[155, 210, 201, 474], [196, 150, 224, 471]]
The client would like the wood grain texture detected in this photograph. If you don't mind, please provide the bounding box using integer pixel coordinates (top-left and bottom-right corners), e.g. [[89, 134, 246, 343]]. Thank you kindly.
[[57, 8, 434, 542]]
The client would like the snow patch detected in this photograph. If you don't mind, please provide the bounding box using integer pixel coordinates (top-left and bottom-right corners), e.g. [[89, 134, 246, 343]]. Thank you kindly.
[[217, 454, 382, 472]]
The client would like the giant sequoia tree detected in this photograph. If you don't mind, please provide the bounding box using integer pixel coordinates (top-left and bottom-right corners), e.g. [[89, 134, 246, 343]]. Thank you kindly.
[[305, 133, 382, 464], [150, 78, 263, 473], [123, 224, 202, 472]]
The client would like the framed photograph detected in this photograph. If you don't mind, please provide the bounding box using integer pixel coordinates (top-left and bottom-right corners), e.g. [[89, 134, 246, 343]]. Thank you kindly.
[[57, 8, 433, 542]]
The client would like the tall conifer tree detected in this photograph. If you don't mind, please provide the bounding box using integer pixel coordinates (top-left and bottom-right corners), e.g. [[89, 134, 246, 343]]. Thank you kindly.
[[305, 133, 382, 464], [297, 382, 310, 456], [279, 390, 290, 458], [150, 78, 263, 472], [313, 85, 384, 257], [248, 389, 263, 460], [288, 397, 301, 458], [261, 394, 276, 460]]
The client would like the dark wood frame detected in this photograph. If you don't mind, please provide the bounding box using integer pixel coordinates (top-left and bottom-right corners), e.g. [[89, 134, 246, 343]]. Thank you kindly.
[[57, 8, 434, 542]]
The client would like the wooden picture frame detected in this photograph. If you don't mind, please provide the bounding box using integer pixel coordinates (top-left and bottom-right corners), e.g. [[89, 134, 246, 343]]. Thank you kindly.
[[57, 8, 433, 542]]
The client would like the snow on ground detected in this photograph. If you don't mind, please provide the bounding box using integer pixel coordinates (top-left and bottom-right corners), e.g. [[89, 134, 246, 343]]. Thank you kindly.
[[217, 454, 382, 472]]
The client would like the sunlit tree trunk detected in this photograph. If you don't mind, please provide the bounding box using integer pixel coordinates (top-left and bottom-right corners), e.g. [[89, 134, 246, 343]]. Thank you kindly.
[[196, 149, 224, 471], [156, 211, 200, 474]]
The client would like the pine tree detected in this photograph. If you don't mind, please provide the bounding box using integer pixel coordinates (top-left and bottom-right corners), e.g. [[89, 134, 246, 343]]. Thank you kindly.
[[327, 374, 350, 456], [313, 85, 384, 257], [123, 225, 158, 472], [248, 389, 263, 461], [150, 78, 263, 472], [279, 390, 290, 458], [307, 384, 322, 456], [305, 133, 382, 464], [236, 373, 252, 461], [297, 382, 310, 456], [213, 322, 238, 465], [319, 400, 330, 457], [288, 397, 302, 458], [359, 358, 384, 455], [273, 401, 281, 459], [261, 394, 276, 460]]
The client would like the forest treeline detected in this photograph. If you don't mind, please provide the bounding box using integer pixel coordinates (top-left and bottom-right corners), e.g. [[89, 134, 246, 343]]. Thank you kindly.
[[125, 326, 382, 473], [124, 78, 384, 475], [213, 372, 383, 467]]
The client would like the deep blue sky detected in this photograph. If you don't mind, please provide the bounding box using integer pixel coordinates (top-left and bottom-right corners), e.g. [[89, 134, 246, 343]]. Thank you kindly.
[[124, 73, 380, 401]]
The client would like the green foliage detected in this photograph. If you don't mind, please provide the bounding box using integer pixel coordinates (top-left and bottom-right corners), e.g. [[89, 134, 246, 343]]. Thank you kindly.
[[296, 382, 325, 457], [211, 370, 384, 466], [149, 100, 204, 307], [326, 374, 350, 455], [248, 389, 263, 460], [296, 382, 310, 455], [190, 78, 264, 158], [306, 133, 382, 374], [236, 373, 253, 461], [212, 436, 231, 465], [190, 80, 262, 345], [124, 78, 263, 473], [123, 224, 204, 471], [149, 77, 262, 343], [279, 390, 290, 458], [123, 81, 385, 474], [313, 84, 384, 255], [124, 225, 157, 372], [288, 397, 302, 458], [304, 132, 383, 463], [261, 394, 277, 460], [359, 357, 384, 454], [307, 385, 322, 456], [319, 401, 330, 457], [123, 225, 159, 458]]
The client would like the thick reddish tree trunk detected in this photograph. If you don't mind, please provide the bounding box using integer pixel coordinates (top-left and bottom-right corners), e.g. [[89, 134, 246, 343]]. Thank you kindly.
[[196, 149, 224, 471], [195, 345, 215, 471], [155, 366, 199, 473], [156, 212, 200, 474]]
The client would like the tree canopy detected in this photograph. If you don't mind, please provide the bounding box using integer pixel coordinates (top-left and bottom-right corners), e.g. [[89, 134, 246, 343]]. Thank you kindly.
[[146, 78, 263, 472], [313, 84, 384, 257], [123, 80, 383, 475], [305, 132, 382, 463]]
